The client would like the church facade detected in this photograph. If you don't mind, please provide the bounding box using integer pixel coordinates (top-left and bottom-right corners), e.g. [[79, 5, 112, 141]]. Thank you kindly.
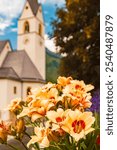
[[0, 0, 46, 119]]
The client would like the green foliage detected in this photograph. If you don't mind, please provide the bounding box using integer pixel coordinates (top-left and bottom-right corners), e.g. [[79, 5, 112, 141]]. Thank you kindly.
[[78, 112, 100, 150], [46, 49, 61, 83], [52, 0, 100, 89], [44, 113, 100, 150]]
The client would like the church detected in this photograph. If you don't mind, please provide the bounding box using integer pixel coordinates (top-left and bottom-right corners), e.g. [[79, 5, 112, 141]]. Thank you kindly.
[[0, 0, 49, 119]]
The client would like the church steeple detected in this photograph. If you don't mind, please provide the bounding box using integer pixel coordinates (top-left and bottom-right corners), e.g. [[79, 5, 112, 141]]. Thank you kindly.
[[17, 0, 45, 80], [27, 0, 40, 16]]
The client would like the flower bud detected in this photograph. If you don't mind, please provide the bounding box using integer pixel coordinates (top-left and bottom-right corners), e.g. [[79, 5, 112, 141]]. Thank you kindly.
[[15, 119, 25, 133], [0, 129, 7, 143]]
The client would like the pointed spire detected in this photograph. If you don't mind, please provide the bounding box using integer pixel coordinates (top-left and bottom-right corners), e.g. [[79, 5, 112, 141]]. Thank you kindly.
[[27, 0, 40, 16]]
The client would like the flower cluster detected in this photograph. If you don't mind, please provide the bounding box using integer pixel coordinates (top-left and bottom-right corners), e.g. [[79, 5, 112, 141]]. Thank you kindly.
[[1, 76, 98, 150], [0, 121, 11, 143]]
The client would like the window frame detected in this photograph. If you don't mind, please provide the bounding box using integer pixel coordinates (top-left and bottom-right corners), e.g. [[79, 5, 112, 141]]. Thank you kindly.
[[24, 21, 30, 33]]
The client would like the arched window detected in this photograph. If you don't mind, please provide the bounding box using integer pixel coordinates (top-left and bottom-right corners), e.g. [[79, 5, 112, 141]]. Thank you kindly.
[[27, 87, 31, 95], [39, 24, 42, 36], [24, 21, 30, 33]]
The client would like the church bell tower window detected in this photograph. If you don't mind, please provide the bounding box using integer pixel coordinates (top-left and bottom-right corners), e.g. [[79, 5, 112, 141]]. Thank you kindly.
[[24, 21, 30, 33], [39, 24, 42, 36]]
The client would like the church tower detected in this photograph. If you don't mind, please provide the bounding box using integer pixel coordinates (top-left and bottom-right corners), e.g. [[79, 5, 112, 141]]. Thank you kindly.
[[17, 0, 45, 80]]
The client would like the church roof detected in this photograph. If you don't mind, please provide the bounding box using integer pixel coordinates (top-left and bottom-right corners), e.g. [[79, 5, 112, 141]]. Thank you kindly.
[[0, 67, 19, 80], [1, 50, 45, 82], [0, 40, 8, 53], [27, 0, 40, 16]]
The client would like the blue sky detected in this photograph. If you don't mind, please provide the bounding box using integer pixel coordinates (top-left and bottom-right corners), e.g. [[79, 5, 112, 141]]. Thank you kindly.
[[0, 0, 65, 51]]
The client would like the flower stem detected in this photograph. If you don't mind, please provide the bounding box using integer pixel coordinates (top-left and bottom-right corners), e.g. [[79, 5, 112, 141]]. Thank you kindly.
[[50, 143, 62, 150], [33, 143, 40, 150], [35, 143, 40, 150]]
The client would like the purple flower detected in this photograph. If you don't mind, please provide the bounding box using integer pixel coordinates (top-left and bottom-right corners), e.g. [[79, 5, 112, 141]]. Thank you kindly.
[[90, 90, 100, 112]]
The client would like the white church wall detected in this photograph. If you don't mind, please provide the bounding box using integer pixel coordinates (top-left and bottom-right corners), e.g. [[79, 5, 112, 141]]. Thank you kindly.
[[0, 79, 21, 120], [18, 17, 46, 80], [20, 1, 34, 20], [0, 79, 8, 110], [22, 82, 44, 99], [7, 80, 22, 103], [36, 8, 43, 22], [17, 1, 46, 80], [35, 34, 46, 79], [0, 42, 11, 67], [18, 18, 38, 35], [36, 7, 45, 80], [18, 32, 36, 61]]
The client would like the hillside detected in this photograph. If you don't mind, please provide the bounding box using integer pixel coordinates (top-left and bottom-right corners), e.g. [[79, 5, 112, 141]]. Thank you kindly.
[[46, 48, 61, 83]]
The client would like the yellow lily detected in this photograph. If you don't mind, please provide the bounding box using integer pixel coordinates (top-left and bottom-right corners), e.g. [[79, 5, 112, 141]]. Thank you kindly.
[[27, 127, 50, 148]]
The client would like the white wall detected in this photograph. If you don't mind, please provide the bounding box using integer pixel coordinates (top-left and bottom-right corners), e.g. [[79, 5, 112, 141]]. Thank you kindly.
[[0, 79, 8, 110], [0, 79, 45, 120], [18, 18, 37, 34], [0, 79, 21, 120], [7, 80, 22, 103], [20, 1, 34, 19], [0, 80, 45, 106], [0, 79, 21, 110], [36, 6, 44, 23], [17, 1, 45, 80]]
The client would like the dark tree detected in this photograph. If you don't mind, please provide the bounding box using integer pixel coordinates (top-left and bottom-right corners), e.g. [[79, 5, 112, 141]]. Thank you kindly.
[[52, 0, 100, 89]]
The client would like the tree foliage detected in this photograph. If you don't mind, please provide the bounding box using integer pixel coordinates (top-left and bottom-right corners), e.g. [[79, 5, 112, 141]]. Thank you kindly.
[[52, 0, 100, 89]]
